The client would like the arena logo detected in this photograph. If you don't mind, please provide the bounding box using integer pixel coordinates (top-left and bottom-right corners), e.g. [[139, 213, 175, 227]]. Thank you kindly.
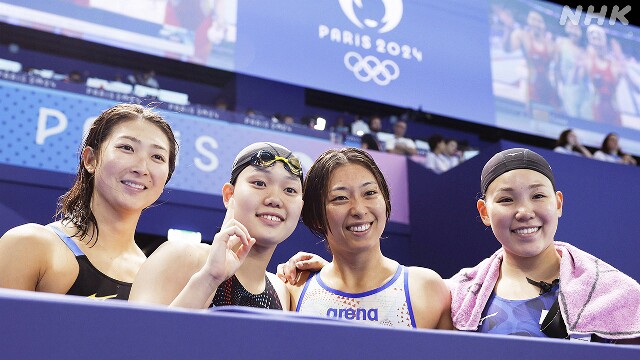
[[318, 0, 422, 87], [339, 0, 403, 33], [326, 307, 379, 321]]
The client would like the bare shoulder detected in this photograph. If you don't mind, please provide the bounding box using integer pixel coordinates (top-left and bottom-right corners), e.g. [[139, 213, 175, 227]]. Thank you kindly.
[[407, 266, 449, 302], [0, 223, 65, 264], [266, 272, 290, 311], [266, 272, 286, 292], [1, 223, 59, 247], [0, 223, 75, 292], [407, 266, 447, 288], [285, 270, 311, 310], [407, 266, 452, 329]]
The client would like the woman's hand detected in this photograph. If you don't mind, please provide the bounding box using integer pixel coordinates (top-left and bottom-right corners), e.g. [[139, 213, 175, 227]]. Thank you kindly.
[[202, 197, 255, 285], [277, 252, 328, 285]]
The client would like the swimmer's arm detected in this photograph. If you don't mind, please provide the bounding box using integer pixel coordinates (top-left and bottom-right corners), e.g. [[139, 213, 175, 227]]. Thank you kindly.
[[129, 241, 208, 307], [0, 224, 51, 291], [408, 267, 455, 330]]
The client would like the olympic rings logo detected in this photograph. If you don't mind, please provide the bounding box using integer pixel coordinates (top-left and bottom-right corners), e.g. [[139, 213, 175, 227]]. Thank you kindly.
[[344, 51, 400, 86]]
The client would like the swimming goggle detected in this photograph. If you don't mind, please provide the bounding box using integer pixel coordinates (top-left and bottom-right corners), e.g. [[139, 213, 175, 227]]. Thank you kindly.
[[230, 149, 303, 184], [250, 150, 302, 177]]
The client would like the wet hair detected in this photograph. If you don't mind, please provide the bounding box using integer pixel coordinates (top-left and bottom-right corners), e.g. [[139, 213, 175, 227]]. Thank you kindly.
[[56, 103, 179, 246], [302, 147, 391, 239], [556, 129, 573, 148]]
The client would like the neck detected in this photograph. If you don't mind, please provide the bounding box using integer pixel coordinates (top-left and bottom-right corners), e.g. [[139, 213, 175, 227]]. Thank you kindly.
[[84, 201, 141, 253], [501, 244, 561, 283], [235, 241, 276, 289], [326, 247, 396, 292]]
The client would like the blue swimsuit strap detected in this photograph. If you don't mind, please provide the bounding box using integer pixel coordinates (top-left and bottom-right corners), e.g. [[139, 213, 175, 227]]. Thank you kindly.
[[48, 225, 84, 256]]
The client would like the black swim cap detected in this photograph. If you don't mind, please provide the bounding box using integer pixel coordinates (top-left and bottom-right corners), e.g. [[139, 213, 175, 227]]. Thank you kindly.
[[480, 148, 555, 196]]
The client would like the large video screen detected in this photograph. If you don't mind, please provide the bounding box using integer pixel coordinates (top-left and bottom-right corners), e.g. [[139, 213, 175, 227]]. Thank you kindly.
[[490, 0, 640, 154], [2, 0, 640, 154], [0, 0, 237, 70]]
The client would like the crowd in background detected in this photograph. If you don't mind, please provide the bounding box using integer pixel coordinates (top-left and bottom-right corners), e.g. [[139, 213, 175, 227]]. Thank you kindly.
[[554, 128, 637, 166], [3, 48, 639, 172]]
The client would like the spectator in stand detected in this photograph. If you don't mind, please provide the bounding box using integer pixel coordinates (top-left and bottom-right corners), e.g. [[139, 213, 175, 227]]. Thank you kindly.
[[303, 116, 317, 129], [127, 70, 160, 89], [593, 133, 637, 165], [361, 115, 383, 152], [553, 129, 592, 157], [350, 115, 370, 136], [386, 120, 417, 156], [282, 115, 296, 125], [214, 97, 230, 111], [444, 138, 463, 168], [65, 70, 84, 84], [138, 70, 160, 89], [330, 116, 351, 136], [425, 134, 451, 174]]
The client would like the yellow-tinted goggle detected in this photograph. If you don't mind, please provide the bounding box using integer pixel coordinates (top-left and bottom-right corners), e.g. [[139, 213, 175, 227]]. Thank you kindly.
[[251, 150, 302, 177]]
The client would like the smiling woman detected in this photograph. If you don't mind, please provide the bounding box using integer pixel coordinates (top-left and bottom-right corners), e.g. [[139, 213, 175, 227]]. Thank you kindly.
[[448, 148, 640, 344], [129, 142, 304, 310], [0, 103, 179, 300], [286, 147, 453, 330]]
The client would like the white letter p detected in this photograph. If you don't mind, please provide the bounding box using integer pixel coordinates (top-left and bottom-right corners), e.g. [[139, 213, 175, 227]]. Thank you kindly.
[[36, 107, 68, 145]]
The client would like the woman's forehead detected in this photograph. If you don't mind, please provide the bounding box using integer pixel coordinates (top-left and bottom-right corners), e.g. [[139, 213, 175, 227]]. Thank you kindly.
[[488, 169, 553, 191], [329, 163, 376, 182]]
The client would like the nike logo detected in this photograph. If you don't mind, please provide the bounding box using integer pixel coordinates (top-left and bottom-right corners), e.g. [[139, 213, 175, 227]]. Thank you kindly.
[[478, 312, 498, 325], [87, 293, 117, 300]]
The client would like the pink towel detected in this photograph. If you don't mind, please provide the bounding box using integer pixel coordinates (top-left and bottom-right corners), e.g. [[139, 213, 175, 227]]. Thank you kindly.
[[447, 242, 640, 340]]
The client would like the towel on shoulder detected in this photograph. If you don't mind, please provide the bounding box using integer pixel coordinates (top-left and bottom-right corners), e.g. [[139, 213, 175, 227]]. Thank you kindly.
[[447, 241, 640, 340]]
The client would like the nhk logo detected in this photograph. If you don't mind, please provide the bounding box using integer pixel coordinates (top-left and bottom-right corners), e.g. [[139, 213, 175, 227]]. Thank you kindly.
[[339, 0, 403, 33], [559, 5, 631, 26]]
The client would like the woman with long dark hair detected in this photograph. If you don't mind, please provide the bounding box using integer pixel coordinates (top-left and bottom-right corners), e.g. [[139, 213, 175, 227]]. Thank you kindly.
[[0, 103, 178, 300]]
